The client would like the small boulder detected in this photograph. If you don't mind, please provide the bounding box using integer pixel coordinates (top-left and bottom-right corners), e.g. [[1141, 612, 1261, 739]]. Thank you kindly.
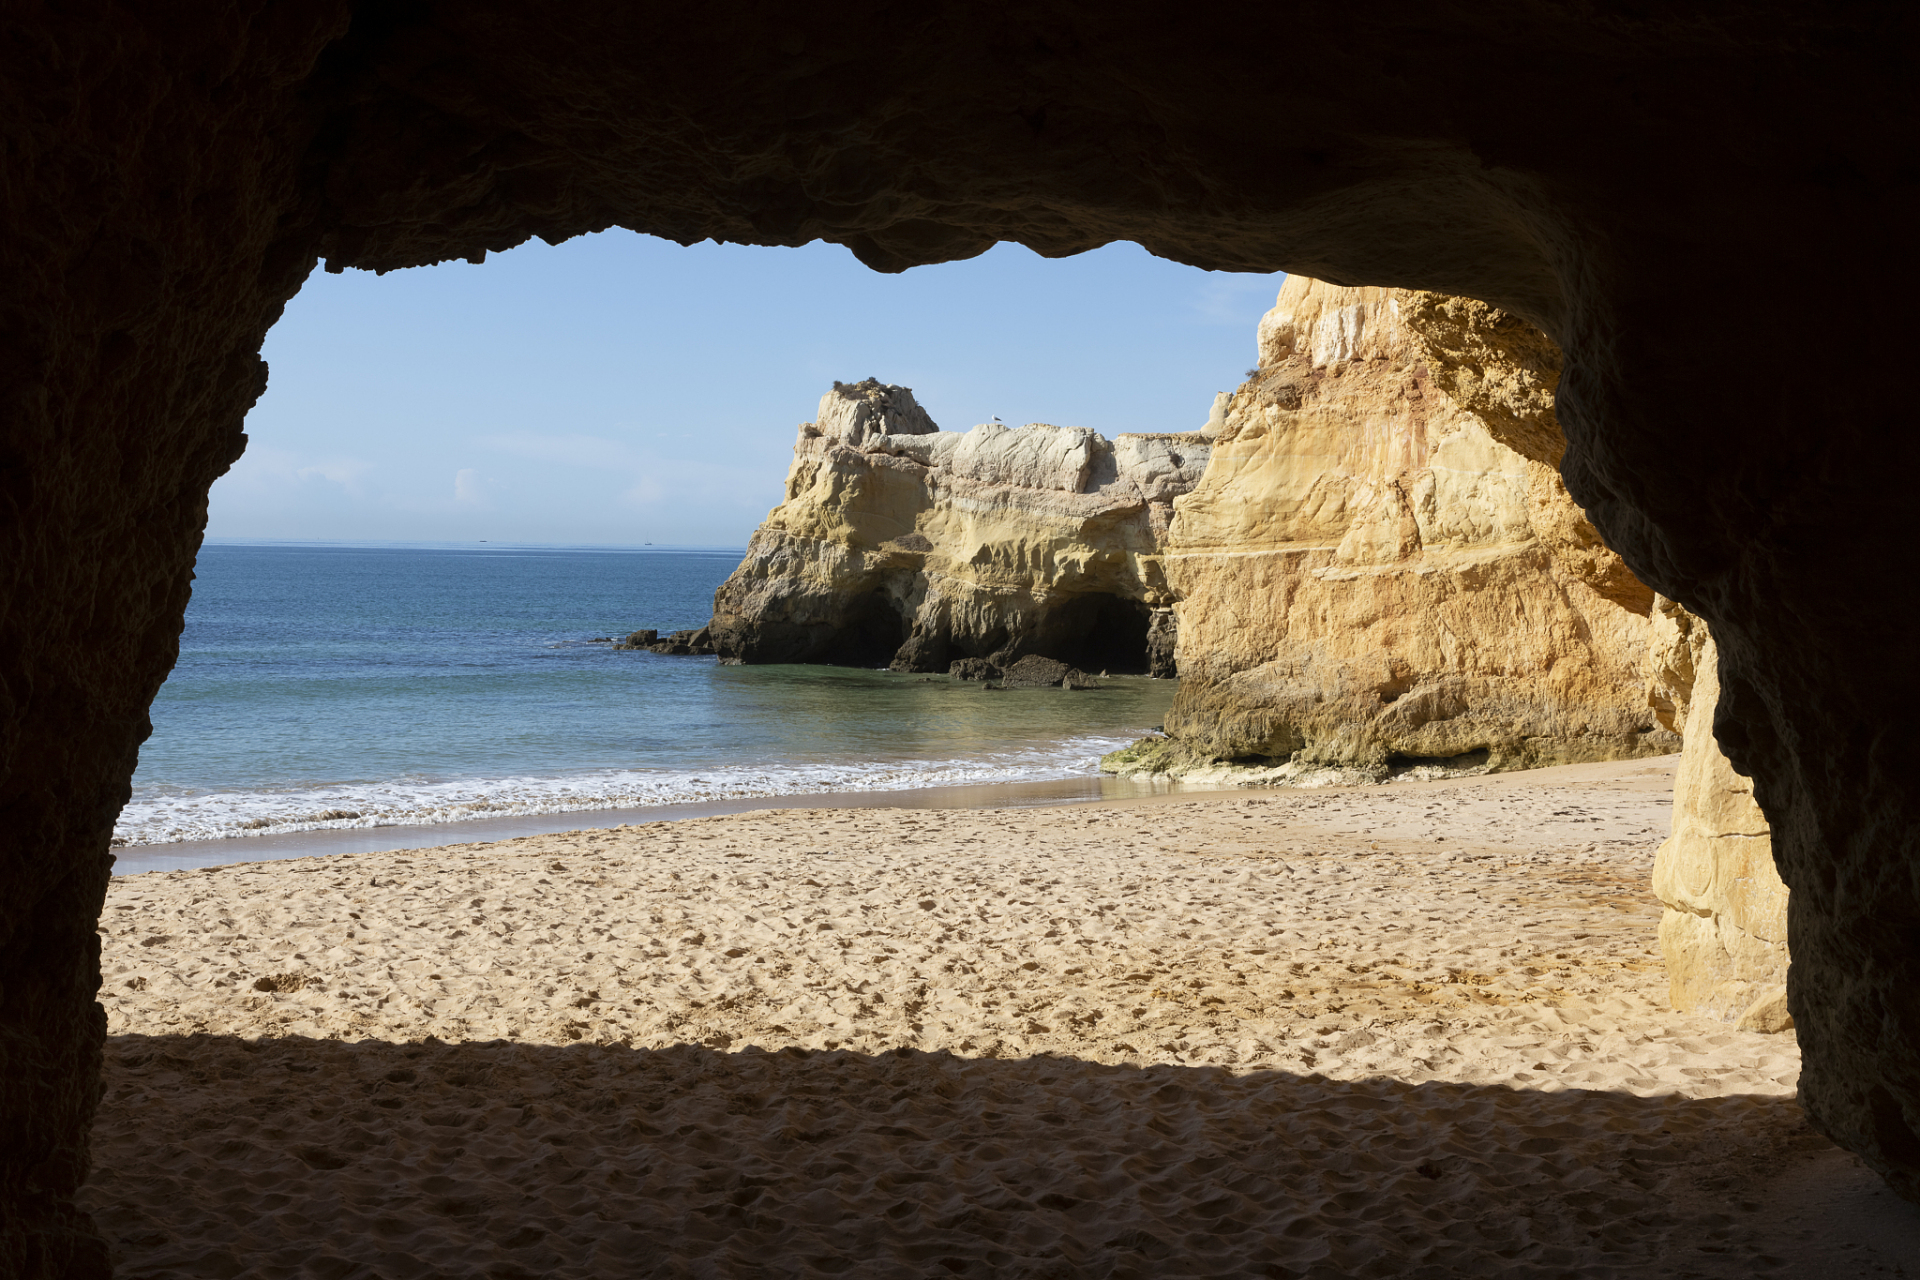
[[645, 626, 717, 656], [999, 654, 1095, 688], [890, 626, 950, 673], [949, 657, 1002, 682]]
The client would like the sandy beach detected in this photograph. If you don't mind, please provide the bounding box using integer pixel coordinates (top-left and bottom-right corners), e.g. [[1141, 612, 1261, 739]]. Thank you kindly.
[[81, 758, 1920, 1278]]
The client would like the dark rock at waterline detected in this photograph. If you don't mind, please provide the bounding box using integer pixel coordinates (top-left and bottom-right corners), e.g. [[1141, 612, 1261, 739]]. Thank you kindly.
[[999, 655, 1099, 689], [1146, 608, 1178, 679], [654, 626, 716, 655], [888, 625, 949, 674], [613, 625, 715, 655], [949, 657, 1001, 682], [1000, 654, 1070, 686]]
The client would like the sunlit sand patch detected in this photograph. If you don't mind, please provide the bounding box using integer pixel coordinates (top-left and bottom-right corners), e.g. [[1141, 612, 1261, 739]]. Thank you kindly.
[[86, 758, 1880, 1277]]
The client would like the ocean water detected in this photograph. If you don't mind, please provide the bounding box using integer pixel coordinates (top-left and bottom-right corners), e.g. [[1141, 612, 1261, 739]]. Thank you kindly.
[[120, 543, 1178, 847]]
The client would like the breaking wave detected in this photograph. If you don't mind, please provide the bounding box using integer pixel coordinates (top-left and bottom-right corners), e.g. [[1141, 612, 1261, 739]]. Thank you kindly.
[[115, 734, 1143, 846]]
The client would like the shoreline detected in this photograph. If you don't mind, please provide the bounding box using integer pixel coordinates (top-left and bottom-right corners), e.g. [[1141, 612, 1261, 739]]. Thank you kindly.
[[109, 755, 1687, 877], [88, 753, 1920, 1276], [110, 771, 1196, 875]]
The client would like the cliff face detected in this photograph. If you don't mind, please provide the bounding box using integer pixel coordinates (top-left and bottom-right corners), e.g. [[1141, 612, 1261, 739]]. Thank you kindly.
[[1648, 600, 1791, 1032], [710, 380, 1208, 674], [1151, 278, 1675, 774]]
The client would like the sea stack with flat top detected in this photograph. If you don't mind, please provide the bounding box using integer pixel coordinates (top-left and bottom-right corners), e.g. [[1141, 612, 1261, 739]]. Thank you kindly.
[[709, 379, 1208, 678]]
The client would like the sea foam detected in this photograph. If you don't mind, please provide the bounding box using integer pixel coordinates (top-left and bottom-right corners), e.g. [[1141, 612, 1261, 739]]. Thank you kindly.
[[114, 734, 1142, 846]]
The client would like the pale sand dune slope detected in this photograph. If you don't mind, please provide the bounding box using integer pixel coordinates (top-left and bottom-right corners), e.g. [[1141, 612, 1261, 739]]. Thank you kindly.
[[80, 759, 1915, 1278]]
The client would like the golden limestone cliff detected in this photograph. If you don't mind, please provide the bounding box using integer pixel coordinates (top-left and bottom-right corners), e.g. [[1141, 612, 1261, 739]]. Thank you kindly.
[[709, 380, 1209, 675], [1107, 277, 1792, 1030], [713, 293, 1791, 1034], [1647, 598, 1791, 1032], [1106, 277, 1677, 780]]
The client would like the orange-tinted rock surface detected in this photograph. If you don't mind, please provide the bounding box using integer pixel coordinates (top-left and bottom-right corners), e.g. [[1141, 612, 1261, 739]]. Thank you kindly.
[[1143, 278, 1672, 776], [1649, 601, 1792, 1033]]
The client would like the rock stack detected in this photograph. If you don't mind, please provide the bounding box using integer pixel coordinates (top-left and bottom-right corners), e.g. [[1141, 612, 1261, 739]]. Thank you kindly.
[[708, 378, 1209, 677]]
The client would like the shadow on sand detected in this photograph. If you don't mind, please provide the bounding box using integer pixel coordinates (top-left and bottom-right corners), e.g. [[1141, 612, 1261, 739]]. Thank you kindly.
[[80, 1032, 1897, 1279]]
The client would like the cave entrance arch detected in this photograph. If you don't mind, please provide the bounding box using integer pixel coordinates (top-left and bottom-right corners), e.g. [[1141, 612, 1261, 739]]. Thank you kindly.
[[8, 7, 1920, 1271]]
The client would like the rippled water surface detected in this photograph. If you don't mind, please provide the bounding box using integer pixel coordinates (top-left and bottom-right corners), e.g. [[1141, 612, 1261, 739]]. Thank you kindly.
[[125, 543, 1177, 845]]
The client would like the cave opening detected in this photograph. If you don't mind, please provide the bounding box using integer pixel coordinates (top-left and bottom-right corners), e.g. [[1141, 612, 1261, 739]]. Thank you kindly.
[[819, 591, 911, 669], [22, 7, 1920, 1263], [1032, 593, 1154, 675], [1385, 747, 1492, 773]]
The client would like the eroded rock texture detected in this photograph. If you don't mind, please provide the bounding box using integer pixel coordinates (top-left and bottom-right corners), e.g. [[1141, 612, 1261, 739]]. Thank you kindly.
[[1153, 277, 1671, 774], [710, 380, 1205, 673], [3, 7, 360, 1274], [1650, 601, 1792, 1033], [7, 2, 1920, 1264]]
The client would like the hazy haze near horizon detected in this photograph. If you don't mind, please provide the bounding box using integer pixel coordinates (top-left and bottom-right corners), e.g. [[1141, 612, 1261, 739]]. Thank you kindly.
[[216, 233, 1285, 546]]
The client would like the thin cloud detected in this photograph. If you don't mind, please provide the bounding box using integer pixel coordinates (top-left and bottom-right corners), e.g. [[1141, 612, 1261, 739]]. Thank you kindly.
[[477, 431, 643, 469], [453, 468, 493, 506], [222, 449, 374, 496], [476, 430, 776, 510], [1190, 273, 1288, 326]]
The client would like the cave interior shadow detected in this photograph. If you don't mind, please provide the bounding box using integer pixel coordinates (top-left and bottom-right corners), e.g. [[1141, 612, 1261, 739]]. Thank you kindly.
[[80, 1031, 1826, 1279]]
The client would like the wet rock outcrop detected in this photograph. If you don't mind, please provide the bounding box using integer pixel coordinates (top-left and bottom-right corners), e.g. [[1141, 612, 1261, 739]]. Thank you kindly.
[[8, 4, 1920, 1265], [709, 379, 1206, 675], [614, 627, 716, 655], [1649, 600, 1792, 1032], [1132, 277, 1673, 777]]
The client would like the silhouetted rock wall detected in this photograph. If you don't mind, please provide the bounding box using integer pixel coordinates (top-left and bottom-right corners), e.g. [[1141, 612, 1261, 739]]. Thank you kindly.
[[7, 6, 1920, 1267]]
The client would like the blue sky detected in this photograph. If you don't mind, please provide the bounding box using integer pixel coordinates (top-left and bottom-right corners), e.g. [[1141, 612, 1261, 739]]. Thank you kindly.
[[214, 233, 1285, 547]]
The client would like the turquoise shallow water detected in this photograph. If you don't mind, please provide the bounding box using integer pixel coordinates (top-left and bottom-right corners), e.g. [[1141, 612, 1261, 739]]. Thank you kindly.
[[122, 542, 1178, 846]]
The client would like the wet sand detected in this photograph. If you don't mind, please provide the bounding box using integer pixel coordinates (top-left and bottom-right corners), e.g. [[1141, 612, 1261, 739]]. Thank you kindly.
[[110, 773, 1187, 876], [82, 757, 1920, 1277]]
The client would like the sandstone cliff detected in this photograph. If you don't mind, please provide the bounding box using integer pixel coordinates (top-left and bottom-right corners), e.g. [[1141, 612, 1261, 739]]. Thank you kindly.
[[710, 379, 1209, 674], [1126, 277, 1675, 777], [1648, 599, 1791, 1032]]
